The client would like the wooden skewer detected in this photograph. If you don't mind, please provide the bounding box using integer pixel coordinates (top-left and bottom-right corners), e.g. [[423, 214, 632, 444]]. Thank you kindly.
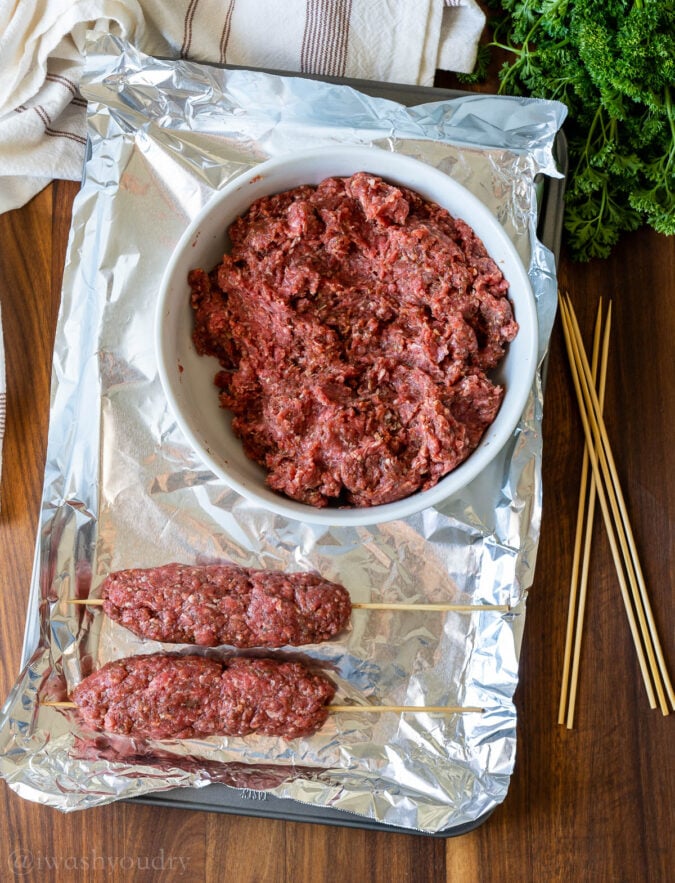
[[559, 294, 673, 714], [566, 302, 612, 729], [562, 294, 674, 712], [327, 705, 484, 714], [563, 294, 674, 711], [558, 299, 607, 728], [68, 598, 512, 613], [352, 603, 510, 613], [559, 294, 657, 709], [43, 700, 484, 714]]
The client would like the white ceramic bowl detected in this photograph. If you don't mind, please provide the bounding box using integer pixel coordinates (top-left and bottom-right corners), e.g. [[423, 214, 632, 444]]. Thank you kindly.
[[156, 146, 538, 526]]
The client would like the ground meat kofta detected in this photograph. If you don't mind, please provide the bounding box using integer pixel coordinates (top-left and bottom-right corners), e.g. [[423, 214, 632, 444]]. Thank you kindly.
[[189, 172, 518, 508], [101, 562, 352, 647], [72, 654, 336, 740]]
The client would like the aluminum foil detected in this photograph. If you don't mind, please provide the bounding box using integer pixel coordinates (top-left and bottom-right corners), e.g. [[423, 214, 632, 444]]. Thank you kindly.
[[0, 33, 566, 833]]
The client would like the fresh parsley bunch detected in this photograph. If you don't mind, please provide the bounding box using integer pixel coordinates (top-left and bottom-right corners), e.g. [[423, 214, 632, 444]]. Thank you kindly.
[[481, 0, 675, 261]]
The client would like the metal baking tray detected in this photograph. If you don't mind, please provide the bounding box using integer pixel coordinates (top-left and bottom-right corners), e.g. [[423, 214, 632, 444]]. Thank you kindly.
[[125, 74, 568, 837], [15, 66, 566, 834]]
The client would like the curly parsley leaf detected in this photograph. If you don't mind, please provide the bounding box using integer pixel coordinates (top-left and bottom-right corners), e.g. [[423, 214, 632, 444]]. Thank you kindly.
[[484, 0, 675, 261]]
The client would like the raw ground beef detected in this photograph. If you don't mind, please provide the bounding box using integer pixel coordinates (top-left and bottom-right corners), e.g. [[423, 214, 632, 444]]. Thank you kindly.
[[72, 654, 336, 740], [102, 562, 352, 647], [189, 172, 518, 508]]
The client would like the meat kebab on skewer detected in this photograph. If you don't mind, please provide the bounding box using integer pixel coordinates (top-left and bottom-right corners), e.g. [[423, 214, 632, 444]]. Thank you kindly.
[[72, 654, 335, 739], [46, 653, 485, 740], [97, 562, 352, 648], [69, 562, 510, 649]]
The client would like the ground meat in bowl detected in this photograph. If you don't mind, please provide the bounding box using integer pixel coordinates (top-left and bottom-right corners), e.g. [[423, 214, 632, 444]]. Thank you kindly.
[[189, 172, 518, 508]]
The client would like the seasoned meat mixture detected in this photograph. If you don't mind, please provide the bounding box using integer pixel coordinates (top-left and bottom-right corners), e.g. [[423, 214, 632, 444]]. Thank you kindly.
[[73, 654, 336, 740], [102, 562, 352, 647], [189, 172, 518, 507]]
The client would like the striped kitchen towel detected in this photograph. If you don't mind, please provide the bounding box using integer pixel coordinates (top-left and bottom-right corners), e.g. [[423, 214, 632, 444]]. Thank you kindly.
[[0, 0, 485, 213]]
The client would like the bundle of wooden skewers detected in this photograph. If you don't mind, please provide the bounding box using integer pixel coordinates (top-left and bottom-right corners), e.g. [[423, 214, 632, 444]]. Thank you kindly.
[[557, 293, 674, 727]]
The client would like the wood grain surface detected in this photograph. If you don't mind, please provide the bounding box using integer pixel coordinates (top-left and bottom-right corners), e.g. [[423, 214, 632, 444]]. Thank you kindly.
[[1, 114, 673, 883]]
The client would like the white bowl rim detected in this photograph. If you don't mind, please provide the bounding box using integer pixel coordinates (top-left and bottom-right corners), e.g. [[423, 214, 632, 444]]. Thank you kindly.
[[155, 145, 538, 526]]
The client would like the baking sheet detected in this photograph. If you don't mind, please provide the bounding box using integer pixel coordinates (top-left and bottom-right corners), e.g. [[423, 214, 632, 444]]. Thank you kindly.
[[0, 33, 567, 834]]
